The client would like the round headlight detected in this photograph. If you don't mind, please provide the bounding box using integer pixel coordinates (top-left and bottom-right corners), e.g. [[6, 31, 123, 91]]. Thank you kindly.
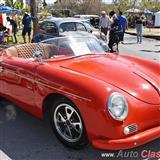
[[108, 92, 128, 121]]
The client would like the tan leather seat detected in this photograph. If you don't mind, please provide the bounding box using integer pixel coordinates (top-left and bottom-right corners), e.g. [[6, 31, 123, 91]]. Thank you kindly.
[[5, 43, 58, 59], [15, 43, 37, 58], [5, 46, 18, 57], [5, 43, 37, 58]]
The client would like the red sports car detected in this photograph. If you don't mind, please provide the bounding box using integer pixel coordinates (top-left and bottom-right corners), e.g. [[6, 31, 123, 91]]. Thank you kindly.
[[0, 36, 159, 150]]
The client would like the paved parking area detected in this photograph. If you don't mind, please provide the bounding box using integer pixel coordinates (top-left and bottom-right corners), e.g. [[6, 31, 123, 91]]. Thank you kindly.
[[0, 99, 159, 160]]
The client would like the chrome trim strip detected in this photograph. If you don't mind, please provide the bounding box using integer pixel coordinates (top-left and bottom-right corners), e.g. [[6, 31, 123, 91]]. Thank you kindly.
[[15, 72, 34, 82], [36, 81, 91, 102]]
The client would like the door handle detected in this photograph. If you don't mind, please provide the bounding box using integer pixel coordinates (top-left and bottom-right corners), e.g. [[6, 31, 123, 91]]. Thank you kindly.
[[0, 66, 4, 72]]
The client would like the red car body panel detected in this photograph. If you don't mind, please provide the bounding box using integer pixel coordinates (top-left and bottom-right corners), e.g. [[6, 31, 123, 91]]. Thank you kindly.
[[0, 50, 160, 150], [92, 126, 160, 150]]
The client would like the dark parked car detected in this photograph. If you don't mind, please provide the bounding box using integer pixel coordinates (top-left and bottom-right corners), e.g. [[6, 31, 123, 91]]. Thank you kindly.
[[32, 17, 105, 42]]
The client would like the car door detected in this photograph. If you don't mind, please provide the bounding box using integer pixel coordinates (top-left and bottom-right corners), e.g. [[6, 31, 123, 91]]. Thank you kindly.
[[1, 56, 38, 113]]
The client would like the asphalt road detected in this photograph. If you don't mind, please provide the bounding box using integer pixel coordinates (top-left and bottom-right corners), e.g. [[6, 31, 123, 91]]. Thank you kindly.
[[119, 34, 160, 62], [0, 34, 160, 160]]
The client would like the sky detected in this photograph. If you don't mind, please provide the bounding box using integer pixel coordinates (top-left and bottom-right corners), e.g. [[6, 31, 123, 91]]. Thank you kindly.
[[103, 0, 112, 3], [45, 0, 56, 4]]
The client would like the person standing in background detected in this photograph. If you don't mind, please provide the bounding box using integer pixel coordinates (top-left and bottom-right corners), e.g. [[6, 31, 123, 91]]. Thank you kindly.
[[118, 11, 127, 43], [99, 11, 111, 40], [22, 12, 35, 43], [108, 11, 122, 52], [135, 15, 143, 44], [6, 16, 18, 44]]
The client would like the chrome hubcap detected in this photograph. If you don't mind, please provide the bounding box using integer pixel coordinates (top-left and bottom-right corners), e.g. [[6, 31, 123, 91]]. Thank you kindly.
[[54, 103, 83, 142]]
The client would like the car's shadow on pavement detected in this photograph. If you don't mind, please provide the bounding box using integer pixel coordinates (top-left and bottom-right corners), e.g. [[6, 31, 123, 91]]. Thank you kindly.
[[123, 42, 137, 45], [0, 98, 159, 160], [140, 49, 160, 53]]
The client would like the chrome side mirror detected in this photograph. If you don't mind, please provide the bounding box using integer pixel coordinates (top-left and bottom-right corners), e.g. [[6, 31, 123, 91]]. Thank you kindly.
[[33, 51, 44, 65], [33, 50, 42, 57]]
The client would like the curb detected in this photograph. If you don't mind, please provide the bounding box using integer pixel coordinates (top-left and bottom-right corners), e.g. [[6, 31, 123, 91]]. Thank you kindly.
[[125, 32, 160, 40]]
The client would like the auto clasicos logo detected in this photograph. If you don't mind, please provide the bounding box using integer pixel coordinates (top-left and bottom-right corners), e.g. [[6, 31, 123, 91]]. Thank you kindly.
[[104, 150, 160, 159], [101, 149, 160, 159], [141, 150, 160, 159]]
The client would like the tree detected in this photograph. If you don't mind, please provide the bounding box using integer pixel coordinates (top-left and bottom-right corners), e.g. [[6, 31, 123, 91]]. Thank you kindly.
[[5, 0, 23, 9], [30, 0, 38, 35], [112, 0, 160, 13], [141, 0, 160, 12], [5, 0, 13, 7], [112, 0, 136, 12]]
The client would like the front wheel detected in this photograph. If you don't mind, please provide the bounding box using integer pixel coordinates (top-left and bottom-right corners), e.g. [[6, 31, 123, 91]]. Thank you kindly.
[[50, 98, 89, 149]]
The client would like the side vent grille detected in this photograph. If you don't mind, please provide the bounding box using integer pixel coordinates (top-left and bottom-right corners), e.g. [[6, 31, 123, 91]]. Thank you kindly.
[[124, 124, 138, 135]]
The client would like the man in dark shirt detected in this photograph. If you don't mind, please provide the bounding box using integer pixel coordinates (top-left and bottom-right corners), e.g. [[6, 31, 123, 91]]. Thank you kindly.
[[22, 12, 35, 43], [7, 17, 18, 43]]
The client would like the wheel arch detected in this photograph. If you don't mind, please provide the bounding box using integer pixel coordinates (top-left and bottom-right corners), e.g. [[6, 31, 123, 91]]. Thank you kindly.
[[42, 93, 84, 120], [42, 93, 69, 118]]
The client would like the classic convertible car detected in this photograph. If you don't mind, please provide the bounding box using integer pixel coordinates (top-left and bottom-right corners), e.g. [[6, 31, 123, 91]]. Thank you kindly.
[[0, 36, 160, 150]]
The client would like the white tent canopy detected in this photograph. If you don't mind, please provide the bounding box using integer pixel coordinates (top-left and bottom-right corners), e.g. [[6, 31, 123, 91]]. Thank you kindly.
[[155, 11, 160, 27], [144, 8, 153, 15], [125, 8, 141, 14]]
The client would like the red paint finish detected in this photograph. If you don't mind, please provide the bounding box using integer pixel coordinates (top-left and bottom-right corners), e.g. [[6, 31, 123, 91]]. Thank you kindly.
[[92, 126, 160, 150], [0, 50, 160, 150]]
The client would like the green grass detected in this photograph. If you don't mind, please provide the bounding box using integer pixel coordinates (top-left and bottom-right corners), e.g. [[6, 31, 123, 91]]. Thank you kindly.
[[0, 28, 33, 51]]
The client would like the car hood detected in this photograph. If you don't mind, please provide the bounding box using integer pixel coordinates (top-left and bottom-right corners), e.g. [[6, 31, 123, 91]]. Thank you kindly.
[[61, 55, 160, 104]]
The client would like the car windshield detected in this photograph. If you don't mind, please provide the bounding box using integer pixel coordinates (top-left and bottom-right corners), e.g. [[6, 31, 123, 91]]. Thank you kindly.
[[36, 36, 106, 59]]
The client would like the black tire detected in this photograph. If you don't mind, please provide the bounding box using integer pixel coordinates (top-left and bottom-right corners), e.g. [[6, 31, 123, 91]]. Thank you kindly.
[[49, 98, 89, 149]]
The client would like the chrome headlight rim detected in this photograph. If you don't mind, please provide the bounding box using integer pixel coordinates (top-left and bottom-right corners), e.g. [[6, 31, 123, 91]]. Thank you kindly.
[[108, 92, 128, 121]]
